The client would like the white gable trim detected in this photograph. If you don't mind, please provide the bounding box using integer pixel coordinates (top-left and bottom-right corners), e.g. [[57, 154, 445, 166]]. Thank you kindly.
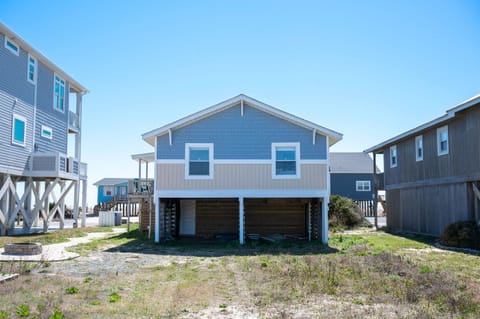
[[142, 94, 342, 146]]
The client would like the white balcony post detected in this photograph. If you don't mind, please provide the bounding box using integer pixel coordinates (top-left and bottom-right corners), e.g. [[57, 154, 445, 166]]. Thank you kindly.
[[239, 197, 244, 245], [322, 197, 329, 244], [75, 92, 83, 160], [81, 179, 87, 227]]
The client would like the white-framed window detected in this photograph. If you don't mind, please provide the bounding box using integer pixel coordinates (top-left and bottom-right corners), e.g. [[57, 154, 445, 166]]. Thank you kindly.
[[272, 142, 300, 178], [185, 143, 214, 179], [390, 145, 397, 168], [415, 135, 423, 161], [27, 54, 37, 84], [41, 125, 53, 139], [4, 37, 19, 56], [12, 114, 27, 147], [53, 74, 66, 112], [103, 186, 114, 196], [356, 180, 371, 192], [437, 125, 449, 156]]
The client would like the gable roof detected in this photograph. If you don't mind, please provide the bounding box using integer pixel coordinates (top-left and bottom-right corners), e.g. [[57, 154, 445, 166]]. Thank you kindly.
[[330, 152, 374, 174], [142, 94, 343, 146], [365, 94, 480, 153], [93, 178, 132, 186], [0, 22, 87, 94]]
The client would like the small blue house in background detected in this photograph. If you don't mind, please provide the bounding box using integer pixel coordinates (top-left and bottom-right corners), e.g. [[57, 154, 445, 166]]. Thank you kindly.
[[93, 177, 154, 204], [330, 152, 375, 214]]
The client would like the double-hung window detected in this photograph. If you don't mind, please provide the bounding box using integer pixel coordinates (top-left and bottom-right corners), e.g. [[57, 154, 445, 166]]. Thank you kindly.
[[390, 145, 397, 168], [356, 180, 371, 192], [12, 114, 27, 147], [185, 143, 213, 178], [53, 75, 66, 112], [415, 135, 423, 161], [272, 143, 300, 178], [437, 125, 449, 156], [27, 54, 37, 84], [4, 37, 19, 55]]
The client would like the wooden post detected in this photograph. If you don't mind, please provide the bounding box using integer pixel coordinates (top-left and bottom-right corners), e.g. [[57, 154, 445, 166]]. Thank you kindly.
[[373, 152, 378, 229], [148, 195, 152, 239], [308, 201, 312, 242], [239, 197, 244, 245]]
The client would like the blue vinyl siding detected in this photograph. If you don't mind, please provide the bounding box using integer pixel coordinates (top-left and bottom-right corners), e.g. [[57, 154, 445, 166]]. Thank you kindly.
[[330, 173, 374, 201], [0, 90, 34, 170], [97, 185, 113, 203], [34, 108, 68, 154], [157, 104, 327, 160], [36, 61, 69, 120], [0, 33, 35, 105]]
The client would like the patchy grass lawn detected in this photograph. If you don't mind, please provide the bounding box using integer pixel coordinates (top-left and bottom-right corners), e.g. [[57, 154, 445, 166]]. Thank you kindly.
[[0, 229, 479, 318]]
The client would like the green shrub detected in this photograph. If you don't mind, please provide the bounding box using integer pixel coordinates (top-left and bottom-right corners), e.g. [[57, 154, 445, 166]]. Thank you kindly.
[[328, 195, 363, 229], [439, 220, 480, 250]]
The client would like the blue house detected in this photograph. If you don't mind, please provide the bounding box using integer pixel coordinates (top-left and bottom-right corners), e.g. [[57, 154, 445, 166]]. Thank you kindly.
[[0, 23, 88, 234], [93, 177, 154, 204], [330, 152, 375, 201], [141, 94, 343, 244]]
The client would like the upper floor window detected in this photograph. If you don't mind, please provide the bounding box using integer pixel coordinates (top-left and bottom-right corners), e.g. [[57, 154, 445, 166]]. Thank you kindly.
[[415, 135, 423, 161], [4, 37, 19, 56], [390, 145, 397, 168], [272, 143, 300, 178], [53, 75, 66, 112], [27, 54, 37, 84], [103, 186, 114, 196], [41, 125, 53, 140], [12, 114, 26, 147], [185, 143, 213, 179], [356, 180, 371, 192], [437, 125, 449, 156]]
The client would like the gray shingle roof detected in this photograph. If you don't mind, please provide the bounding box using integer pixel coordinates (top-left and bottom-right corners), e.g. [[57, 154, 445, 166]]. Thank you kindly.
[[330, 152, 374, 174]]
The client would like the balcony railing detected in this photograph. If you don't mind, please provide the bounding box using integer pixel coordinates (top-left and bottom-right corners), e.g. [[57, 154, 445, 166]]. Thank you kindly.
[[29, 152, 87, 180], [129, 179, 154, 195], [68, 111, 80, 133]]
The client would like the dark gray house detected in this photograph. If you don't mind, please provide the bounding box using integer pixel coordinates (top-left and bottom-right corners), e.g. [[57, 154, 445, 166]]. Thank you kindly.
[[365, 94, 480, 236], [0, 23, 88, 234], [330, 152, 375, 201]]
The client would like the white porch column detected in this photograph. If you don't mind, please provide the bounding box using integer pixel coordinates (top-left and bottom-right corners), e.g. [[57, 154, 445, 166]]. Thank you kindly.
[[81, 179, 87, 227], [59, 181, 65, 229], [155, 197, 160, 242], [239, 197, 244, 245], [75, 92, 83, 160], [322, 197, 329, 244], [73, 181, 79, 228]]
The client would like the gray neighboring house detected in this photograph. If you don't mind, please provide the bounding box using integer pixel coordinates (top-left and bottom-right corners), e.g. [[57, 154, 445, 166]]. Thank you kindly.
[[330, 152, 375, 201], [0, 23, 88, 234], [366, 94, 480, 236]]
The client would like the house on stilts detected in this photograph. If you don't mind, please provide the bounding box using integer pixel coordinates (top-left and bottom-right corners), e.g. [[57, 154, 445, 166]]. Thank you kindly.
[[0, 23, 88, 234]]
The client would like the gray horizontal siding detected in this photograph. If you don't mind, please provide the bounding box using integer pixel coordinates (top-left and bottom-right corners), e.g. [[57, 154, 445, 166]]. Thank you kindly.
[[0, 90, 34, 171], [0, 33, 35, 105], [35, 108, 67, 154], [157, 104, 327, 160]]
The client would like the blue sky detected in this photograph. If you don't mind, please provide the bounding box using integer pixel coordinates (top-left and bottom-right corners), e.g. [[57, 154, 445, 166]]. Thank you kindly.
[[1, 1, 480, 207]]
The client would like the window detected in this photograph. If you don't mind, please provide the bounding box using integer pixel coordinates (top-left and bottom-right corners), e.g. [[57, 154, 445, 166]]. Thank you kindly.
[[272, 143, 300, 178], [103, 186, 114, 196], [185, 143, 213, 178], [4, 37, 19, 55], [437, 125, 449, 156], [41, 125, 52, 139], [390, 145, 397, 168], [12, 114, 26, 146], [415, 135, 423, 161], [356, 180, 371, 192], [27, 54, 37, 84], [53, 75, 66, 112]]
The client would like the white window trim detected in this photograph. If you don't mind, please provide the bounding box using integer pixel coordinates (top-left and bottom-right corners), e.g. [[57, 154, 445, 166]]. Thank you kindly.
[[356, 180, 371, 192], [4, 37, 19, 56], [185, 143, 214, 179], [415, 135, 423, 162], [390, 145, 397, 168], [12, 114, 27, 147], [53, 74, 66, 113], [41, 125, 53, 140], [103, 186, 114, 197], [272, 142, 301, 179], [437, 125, 449, 156], [27, 54, 37, 85]]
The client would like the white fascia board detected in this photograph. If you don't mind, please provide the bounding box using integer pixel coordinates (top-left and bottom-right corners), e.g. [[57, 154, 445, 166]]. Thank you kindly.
[[446, 94, 480, 114], [155, 189, 329, 199], [131, 152, 155, 162], [142, 94, 343, 146], [0, 22, 88, 94]]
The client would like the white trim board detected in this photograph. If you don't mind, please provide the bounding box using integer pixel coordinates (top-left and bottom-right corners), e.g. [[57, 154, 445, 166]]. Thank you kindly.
[[154, 189, 329, 199]]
